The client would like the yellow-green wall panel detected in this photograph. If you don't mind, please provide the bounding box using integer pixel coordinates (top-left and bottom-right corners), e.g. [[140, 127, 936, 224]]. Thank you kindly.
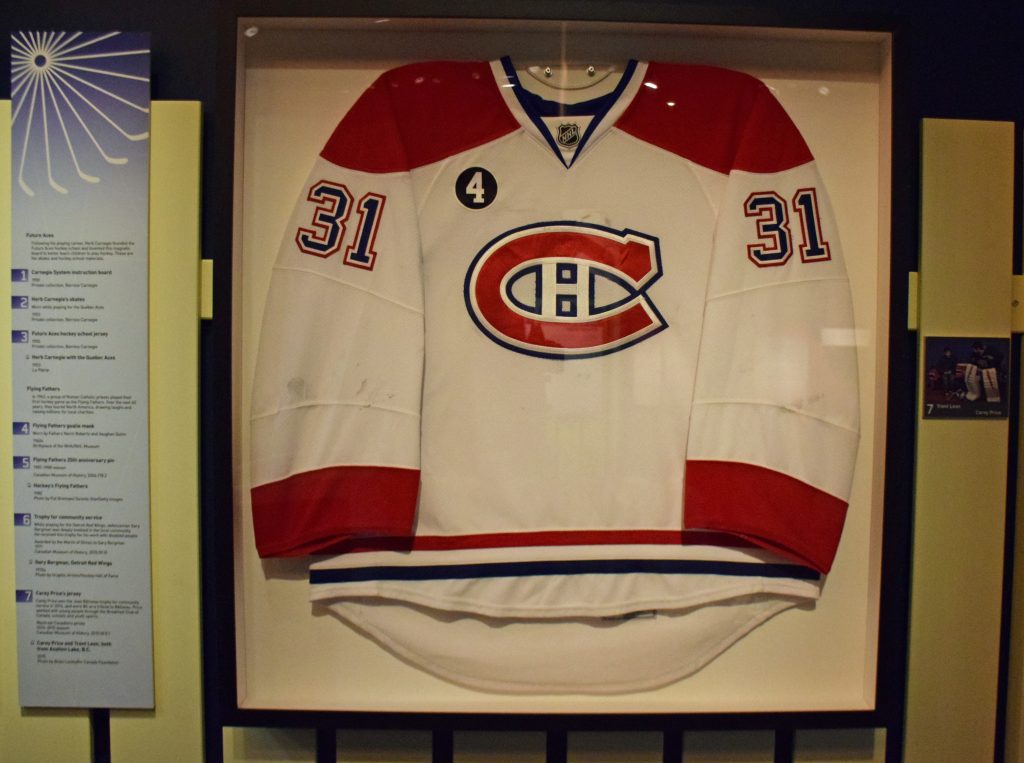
[[335, 729, 431, 762], [223, 726, 316, 762], [683, 730, 774, 762], [907, 118, 1014, 762], [795, 728, 885, 762], [567, 732, 662, 763], [107, 101, 204, 761], [455, 731, 546, 762]]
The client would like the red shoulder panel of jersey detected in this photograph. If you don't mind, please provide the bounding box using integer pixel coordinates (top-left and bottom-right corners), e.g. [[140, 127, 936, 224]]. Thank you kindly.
[[251, 465, 419, 557], [683, 459, 847, 573], [320, 61, 520, 173], [617, 63, 814, 175]]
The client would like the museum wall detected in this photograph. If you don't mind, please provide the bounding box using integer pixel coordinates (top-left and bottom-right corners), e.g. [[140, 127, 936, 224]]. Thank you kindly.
[[2, 1, 1024, 761]]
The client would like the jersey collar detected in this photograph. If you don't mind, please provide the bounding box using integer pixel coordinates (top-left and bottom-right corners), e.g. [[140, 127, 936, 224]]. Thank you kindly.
[[491, 56, 645, 168]]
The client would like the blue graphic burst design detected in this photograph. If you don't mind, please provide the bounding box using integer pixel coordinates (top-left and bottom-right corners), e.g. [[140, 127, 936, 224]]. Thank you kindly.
[[11, 31, 150, 196]]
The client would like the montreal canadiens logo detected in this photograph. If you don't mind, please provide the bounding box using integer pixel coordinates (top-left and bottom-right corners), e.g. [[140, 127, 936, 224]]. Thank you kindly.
[[464, 222, 666, 360]]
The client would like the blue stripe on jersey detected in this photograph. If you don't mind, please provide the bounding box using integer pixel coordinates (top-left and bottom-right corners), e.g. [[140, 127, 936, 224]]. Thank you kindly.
[[499, 56, 639, 169], [311, 558, 820, 585]]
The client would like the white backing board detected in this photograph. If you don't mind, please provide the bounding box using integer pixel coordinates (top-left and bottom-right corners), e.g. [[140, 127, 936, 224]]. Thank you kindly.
[[232, 17, 891, 714]]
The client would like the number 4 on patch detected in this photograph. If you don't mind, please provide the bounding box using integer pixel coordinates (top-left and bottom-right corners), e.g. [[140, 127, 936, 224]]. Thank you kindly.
[[455, 167, 497, 209], [295, 180, 387, 271]]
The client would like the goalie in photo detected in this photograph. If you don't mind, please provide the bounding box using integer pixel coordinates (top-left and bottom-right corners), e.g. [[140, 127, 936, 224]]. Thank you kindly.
[[924, 337, 1009, 418]]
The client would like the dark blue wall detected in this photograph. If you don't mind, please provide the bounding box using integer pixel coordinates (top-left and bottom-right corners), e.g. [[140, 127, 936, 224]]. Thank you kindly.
[[4, 1, 1024, 114]]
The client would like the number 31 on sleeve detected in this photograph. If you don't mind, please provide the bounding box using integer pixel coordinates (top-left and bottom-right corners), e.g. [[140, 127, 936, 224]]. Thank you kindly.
[[295, 180, 387, 271], [744, 187, 831, 268]]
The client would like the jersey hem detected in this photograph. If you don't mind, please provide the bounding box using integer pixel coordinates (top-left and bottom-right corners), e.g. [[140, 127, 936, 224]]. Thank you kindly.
[[323, 596, 800, 694]]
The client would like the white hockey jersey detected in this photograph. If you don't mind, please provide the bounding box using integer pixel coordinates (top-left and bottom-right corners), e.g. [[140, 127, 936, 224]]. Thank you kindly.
[[249, 57, 860, 693]]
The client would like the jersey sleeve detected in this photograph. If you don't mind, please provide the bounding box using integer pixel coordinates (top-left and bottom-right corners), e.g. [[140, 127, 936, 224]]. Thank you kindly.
[[249, 76, 424, 557], [683, 83, 860, 574]]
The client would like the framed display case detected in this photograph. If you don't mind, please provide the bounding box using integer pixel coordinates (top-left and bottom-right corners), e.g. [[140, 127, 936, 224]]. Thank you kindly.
[[203, 6, 912, 760]]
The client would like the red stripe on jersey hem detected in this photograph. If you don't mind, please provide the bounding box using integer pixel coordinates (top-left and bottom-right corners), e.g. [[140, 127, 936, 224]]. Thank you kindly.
[[683, 460, 847, 573], [324, 529, 756, 555], [251, 466, 419, 557]]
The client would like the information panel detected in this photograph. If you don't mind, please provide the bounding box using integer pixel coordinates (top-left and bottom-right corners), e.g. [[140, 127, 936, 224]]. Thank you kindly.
[[10, 31, 153, 708]]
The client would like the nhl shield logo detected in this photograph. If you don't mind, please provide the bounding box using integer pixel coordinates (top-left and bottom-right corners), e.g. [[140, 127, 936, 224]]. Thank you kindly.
[[464, 221, 667, 360], [557, 123, 580, 148]]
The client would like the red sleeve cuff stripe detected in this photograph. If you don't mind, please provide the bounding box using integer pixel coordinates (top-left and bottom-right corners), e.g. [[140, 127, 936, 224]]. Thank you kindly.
[[684, 460, 847, 573], [251, 466, 420, 557]]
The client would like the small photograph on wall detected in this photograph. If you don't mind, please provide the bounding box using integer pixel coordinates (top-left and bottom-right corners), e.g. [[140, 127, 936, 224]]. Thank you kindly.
[[923, 336, 1010, 419]]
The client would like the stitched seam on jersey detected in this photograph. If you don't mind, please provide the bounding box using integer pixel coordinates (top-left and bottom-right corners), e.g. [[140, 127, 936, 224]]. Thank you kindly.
[[705, 275, 850, 302], [271, 264, 424, 315], [729, 162, 815, 179], [690, 161, 720, 215], [251, 400, 420, 421], [589, 128, 720, 216], [690, 399, 859, 435]]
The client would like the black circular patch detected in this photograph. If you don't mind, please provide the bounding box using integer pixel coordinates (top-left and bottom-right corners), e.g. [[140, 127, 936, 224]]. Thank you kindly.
[[455, 167, 497, 209]]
